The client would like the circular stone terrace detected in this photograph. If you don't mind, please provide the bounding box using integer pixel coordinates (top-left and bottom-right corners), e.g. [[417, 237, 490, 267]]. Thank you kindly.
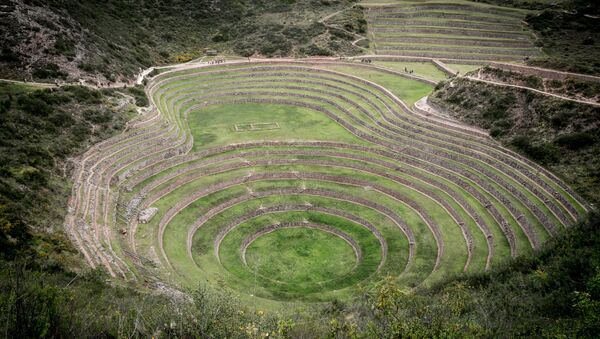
[[64, 57, 590, 308]]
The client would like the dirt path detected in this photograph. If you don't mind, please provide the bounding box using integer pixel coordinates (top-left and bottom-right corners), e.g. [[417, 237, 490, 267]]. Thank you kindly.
[[352, 37, 369, 52], [319, 9, 344, 23], [465, 75, 600, 107]]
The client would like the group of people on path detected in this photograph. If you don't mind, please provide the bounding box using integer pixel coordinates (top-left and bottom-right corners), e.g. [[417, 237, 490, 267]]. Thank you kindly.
[[208, 59, 225, 65]]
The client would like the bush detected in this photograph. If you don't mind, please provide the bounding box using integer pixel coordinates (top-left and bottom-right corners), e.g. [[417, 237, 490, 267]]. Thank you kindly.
[[17, 95, 51, 117], [554, 132, 596, 150], [83, 108, 111, 124], [65, 86, 102, 104], [0, 48, 20, 63], [510, 135, 558, 163], [52, 37, 75, 56], [77, 62, 99, 73], [0, 84, 130, 259], [32, 63, 67, 79], [301, 44, 332, 56], [130, 87, 148, 106]]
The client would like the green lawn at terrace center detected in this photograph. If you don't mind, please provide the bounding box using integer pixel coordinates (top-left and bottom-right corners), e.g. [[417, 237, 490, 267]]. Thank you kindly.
[[187, 102, 364, 151], [245, 227, 357, 285]]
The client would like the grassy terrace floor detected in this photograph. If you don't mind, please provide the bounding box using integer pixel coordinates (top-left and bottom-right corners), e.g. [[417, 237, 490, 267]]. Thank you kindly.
[[63, 58, 589, 311]]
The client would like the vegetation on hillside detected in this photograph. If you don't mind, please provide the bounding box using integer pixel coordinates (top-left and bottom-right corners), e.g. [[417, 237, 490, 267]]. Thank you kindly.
[[471, 0, 600, 75], [430, 75, 600, 204], [476, 66, 600, 102], [472, 0, 570, 10], [525, 0, 600, 75], [0, 0, 599, 336], [0, 83, 135, 263], [2, 210, 598, 337], [333, 212, 600, 338], [0, 0, 363, 83]]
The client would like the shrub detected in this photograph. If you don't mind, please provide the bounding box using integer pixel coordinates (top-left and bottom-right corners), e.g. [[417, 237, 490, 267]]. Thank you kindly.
[[52, 37, 75, 56], [525, 75, 543, 88], [32, 63, 67, 79], [77, 62, 99, 73], [17, 95, 51, 117], [83, 108, 111, 124], [301, 44, 332, 56], [124, 86, 148, 106], [65, 86, 102, 104], [211, 34, 228, 42], [510, 135, 558, 163], [0, 48, 20, 63], [554, 132, 596, 150]]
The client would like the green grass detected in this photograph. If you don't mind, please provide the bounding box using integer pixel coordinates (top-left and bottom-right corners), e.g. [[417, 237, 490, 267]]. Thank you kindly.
[[117, 61, 586, 311], [362, 0, 532, 14], [0, 81, 42, 98], [245, 227, 357, 285], [372, 61, 449, 82], [155, 64, 574, 215], [219, 211, 384, 299], [369, 9, 529, 20], [372, 49, 529, 61], [371, 26, 530, 36], [371, 17, 526, 28], [319, 64, 434, 105], [187, 103, 362, 152]]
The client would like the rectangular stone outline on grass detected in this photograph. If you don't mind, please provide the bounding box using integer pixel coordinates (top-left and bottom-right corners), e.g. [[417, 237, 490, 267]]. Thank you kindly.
[[234, 122, 280, 132]]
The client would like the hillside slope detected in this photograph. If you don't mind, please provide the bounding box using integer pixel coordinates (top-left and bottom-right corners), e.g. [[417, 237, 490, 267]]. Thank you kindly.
[[0, 0, 362, 83], [430, 71, 600, 204], [0, 82, 137, 264]]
